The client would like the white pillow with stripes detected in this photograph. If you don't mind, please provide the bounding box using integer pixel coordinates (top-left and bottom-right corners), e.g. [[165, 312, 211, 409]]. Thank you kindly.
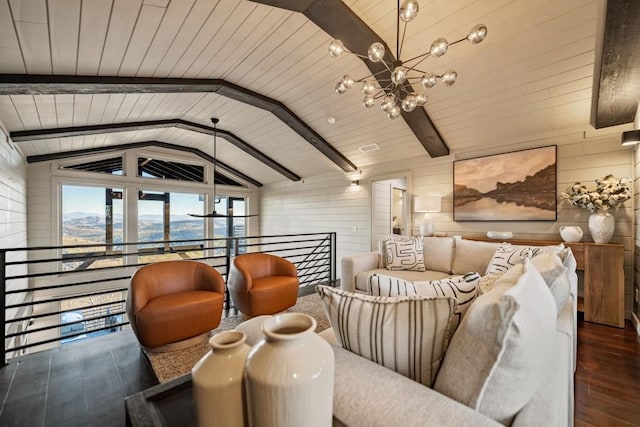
[[385, 236, 426, 271], [485, 244, 562, 275], [367, 272, 481, 329], [316, 285, 456, 387]]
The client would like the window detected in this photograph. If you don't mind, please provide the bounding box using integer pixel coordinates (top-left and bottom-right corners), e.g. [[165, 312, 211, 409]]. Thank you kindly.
[[137, 191, 205, 263], [61, 185, 124, 270], [138, 157, 204, 182], [60, 156, 123, 175]]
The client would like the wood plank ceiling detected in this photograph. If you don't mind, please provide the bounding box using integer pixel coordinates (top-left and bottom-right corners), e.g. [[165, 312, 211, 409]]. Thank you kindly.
[[0, 0, 634, 186]]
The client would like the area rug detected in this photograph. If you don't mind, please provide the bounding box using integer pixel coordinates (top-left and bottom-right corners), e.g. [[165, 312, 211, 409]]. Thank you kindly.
[[145, 291, 330, 383]]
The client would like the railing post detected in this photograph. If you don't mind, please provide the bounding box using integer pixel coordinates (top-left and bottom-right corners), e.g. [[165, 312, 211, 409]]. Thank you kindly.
[[1, 250, 7, 365], [331, 232, 337, 283]]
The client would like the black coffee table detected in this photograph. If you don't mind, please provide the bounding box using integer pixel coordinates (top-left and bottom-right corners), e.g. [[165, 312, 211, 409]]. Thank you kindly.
[[125, 374, 196, 427]]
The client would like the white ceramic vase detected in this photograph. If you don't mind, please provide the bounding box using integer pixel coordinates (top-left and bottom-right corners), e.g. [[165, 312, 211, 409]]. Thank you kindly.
[[559, 226, 583, 243], [244, 313, 334, 427], [588, 212, 615, 244], [192, 330, 251, 427]]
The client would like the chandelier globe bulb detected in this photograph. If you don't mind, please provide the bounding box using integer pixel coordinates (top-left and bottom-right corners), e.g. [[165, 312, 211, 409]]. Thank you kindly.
[[430, 38, 449, 57], [442, 69, 458, 86], [391, 67, 407, 85], [363, 96, 376, 109], [467, 24, 487, 44], [328, 39, 346, 58], [399, 0, 419, 22], [420, 73, 438, 89], [368, 42, 386, 62], [387, 105, 401, 119]]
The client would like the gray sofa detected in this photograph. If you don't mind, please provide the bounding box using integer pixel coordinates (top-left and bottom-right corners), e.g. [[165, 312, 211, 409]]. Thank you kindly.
[[328, 236, 577, 426]]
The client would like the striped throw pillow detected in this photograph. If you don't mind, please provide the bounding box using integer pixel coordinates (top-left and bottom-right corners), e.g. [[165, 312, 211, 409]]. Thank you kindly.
[[316, 285, 456, 387], [385, 236, 426, 271], [368, 272, 480, 329], [485, 244, 561, 275]]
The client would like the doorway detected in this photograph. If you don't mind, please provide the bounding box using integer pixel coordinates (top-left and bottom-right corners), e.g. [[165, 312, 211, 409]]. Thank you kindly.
[[370, 172, 411, 250]]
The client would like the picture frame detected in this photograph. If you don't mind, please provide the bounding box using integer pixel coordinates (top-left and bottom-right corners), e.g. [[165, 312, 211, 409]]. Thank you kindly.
[[453, 145, 557, 221]]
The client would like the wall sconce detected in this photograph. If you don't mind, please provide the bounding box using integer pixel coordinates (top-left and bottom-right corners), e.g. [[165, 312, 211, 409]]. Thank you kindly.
[[622, 129, 640, 146], [350, 180, 359, 187], [621, 101, 640, 146], [414, 196, 441, 236]]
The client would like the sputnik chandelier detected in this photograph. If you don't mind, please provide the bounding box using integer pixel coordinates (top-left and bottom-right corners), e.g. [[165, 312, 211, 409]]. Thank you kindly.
[[328, 0, 487, 120]]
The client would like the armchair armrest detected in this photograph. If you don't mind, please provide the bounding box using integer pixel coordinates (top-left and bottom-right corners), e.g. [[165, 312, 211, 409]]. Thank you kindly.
[[340, 252, 379, 292]]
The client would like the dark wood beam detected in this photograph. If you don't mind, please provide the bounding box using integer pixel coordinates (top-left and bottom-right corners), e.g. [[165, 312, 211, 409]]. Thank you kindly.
[[250, 0, 450, 158], [26, 140, 263, 187], [591, 0, 640, 128], [0, 74, 357, 172], [10, 119, 300, 181]]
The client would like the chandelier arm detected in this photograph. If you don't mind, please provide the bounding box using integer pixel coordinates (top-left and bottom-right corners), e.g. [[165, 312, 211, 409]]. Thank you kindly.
[[398, 20, 409, 59], [402, 51, 431, 65], [396, 0, 401, 58], [449, 36, 468, 46]]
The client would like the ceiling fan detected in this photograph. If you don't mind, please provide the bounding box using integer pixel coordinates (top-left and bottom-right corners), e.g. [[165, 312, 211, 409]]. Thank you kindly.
[[188, 118, 258, 218]]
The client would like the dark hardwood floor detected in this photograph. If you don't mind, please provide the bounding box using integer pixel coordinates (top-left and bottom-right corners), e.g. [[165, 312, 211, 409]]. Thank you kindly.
[[575, 319, 640, 426], [0, 318, 638, 426]]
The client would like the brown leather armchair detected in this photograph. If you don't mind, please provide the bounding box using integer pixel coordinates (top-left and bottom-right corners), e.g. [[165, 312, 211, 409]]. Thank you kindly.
[[126, 260, 225, 351], [227, 253, 299, 318]]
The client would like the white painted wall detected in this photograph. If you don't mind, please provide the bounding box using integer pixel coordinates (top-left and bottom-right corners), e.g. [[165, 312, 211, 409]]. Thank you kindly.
[[260, 131, 636, 319], [0, 121, 28, 355]]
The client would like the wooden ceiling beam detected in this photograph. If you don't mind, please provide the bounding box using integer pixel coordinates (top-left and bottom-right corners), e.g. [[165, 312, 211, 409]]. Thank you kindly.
[[0, 74, 357, 172], [591, 0, 640, 128], [250, 0, 450, 158], [26, 140, 263, 187], [10, 118, 300, 181]]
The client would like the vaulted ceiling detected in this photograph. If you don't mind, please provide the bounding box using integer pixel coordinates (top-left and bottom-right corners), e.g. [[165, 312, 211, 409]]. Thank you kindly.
[[0, 0, 637, 187]]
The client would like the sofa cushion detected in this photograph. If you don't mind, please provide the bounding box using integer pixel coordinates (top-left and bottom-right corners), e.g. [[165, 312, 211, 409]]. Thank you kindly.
[[368, 272, 480, 328], [433, 258, 557, 425], [354, 269, 449, 293], [386, 236, 426, 271], [317, 285, 456, 387], [423, 236, 455, 273], [451, 239, 503, 275]]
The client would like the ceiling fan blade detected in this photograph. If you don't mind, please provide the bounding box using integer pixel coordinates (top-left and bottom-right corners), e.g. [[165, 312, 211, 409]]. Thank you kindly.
[[188, 212, 258, 218]]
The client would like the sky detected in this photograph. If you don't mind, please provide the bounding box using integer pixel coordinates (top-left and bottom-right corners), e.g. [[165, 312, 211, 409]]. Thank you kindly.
[[453, 146, 556, 193], [62, 185, 205, 216]]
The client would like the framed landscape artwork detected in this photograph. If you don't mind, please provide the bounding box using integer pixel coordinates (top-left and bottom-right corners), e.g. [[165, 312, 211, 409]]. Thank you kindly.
[[453, 145, 557, 221]]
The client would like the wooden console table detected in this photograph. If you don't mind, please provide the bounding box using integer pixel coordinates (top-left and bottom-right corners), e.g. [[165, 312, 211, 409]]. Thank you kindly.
[[472, 238, 625, 328]]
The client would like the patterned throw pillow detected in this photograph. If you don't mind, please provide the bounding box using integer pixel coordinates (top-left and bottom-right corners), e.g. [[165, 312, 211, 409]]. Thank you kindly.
[[316, 285, 456, 387], [378, 234, 413, 268], [485, 243, 562, 275], [385, 236, 425, 271], [368, 272, 480, 329]]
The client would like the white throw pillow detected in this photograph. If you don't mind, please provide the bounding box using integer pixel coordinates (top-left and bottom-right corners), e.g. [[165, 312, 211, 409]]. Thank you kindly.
[[378, 234, 413, 268], [317, 285, 456, 387], [367, 272, 480, 329], [433, 259, 557, 425], [530, 251, 571, 312], [385, 236, 426, 271]]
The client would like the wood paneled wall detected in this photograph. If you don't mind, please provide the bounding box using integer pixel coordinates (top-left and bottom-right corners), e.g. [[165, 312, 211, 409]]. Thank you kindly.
[[261, 132, 636, 320], [0, 120, 28, 352]]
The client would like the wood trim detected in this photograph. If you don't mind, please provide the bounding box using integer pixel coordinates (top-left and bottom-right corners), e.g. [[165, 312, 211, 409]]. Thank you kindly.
[[591, 0, 640, 128], [27, 140, 263, 187], [250, 0, 450, 158], [0, 74, 357, 173], [11, 119, 300, 182]]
